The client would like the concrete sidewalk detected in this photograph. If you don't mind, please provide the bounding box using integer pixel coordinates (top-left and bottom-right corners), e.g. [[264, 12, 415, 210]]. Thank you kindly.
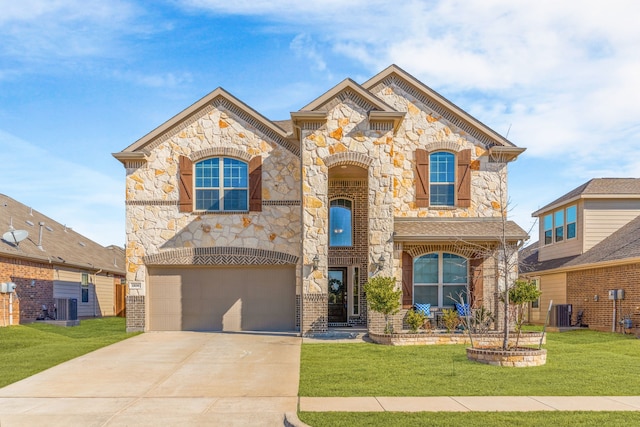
[[299, 396, 640, 412]]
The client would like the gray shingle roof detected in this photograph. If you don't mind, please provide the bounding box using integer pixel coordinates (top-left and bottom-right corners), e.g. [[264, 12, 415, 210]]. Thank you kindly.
[[520, 214, 640, 273], [394, 218, 529, 242], [0, 194, 125, 274], [534, 178, 640, 216]]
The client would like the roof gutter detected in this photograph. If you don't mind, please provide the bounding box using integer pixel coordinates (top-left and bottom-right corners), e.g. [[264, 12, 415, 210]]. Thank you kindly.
[[0, 250, 125, 276], [521, 256, 640, 276]]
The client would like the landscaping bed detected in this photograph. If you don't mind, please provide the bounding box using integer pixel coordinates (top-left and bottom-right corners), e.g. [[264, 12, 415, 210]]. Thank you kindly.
[[369, 331, 545, 346]]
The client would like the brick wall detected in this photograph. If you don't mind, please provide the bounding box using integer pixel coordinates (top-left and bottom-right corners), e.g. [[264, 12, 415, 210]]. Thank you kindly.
[[302, 293, 328, 335], [567, 263, 640, 332], [126, 295, 145, 332], [327, 179, 368, 326], [0, 256, 54, 325]]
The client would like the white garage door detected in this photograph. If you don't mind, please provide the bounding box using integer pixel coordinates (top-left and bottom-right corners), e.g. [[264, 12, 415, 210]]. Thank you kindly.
[[147, 265, 295, 332]]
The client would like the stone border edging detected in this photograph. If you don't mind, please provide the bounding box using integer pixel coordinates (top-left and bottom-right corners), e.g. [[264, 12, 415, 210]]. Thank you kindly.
[[466, 347, 548, 367], [369, 331, 545, 346]]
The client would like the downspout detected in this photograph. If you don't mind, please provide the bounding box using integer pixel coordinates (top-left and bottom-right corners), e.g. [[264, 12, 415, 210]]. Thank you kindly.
[[94, 269, 103, 317]]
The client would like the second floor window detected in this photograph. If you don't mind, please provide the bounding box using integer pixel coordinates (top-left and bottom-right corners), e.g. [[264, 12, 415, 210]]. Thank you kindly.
[[544, 204, 577, 245], [329, 198, 353, 247], [566, 205, 577, 239], [195, 158, 248, 211], [544, 214, 553, 244], [429, 152, 455, 206]]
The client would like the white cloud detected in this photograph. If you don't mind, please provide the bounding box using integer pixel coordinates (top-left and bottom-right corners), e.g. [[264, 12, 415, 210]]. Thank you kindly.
[[290, 34, 328, 74], [182, 0, 640, 173], [0, 130, 124, 246], [0, 0, 141, 67], [110, 70, 194, 88]]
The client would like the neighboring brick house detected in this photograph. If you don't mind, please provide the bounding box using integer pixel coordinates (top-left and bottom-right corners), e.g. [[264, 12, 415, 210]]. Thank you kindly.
[[0, 194, 126, 326], [113, 64, 527, 334], [520, 178, 640, 333]]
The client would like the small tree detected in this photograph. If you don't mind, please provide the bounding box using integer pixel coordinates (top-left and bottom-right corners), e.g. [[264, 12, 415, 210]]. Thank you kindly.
[[364, 276, 402, 334], [509, 279, 542, 348]]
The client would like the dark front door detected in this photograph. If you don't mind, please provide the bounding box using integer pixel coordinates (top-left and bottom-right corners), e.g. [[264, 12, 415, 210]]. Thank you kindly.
[[328, 268, 347, 323]]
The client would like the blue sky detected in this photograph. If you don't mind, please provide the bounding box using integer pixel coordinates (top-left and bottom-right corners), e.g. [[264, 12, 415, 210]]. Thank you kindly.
[[1, 0, 639, 246]]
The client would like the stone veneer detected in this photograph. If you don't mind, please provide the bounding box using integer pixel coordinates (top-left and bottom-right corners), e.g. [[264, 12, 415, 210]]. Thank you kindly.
[[369, 331, 545, 346], [120, 69, 521, 334], [123, 100, 302, 305], [466, 347, 547, 367]]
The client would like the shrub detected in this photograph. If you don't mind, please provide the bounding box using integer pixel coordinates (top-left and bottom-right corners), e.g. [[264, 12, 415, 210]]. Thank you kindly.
[[406, 309, 427, 333], [441, 309, 460, 333]]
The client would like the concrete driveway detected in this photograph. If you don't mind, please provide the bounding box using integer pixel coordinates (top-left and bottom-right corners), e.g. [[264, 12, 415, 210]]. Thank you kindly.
[[0, 331, 301, 426]]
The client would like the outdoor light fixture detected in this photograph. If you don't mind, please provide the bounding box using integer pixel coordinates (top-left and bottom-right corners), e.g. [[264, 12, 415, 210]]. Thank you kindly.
[[312, 254, 320, 270], [377, 254, 386, 270]]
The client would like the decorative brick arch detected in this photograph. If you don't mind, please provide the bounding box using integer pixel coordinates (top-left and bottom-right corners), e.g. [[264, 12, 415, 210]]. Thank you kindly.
[[405, 243, 487, 260], [324, 152, 373, 169], [143, 247, 299, 266], [190, 147, 252, 162]]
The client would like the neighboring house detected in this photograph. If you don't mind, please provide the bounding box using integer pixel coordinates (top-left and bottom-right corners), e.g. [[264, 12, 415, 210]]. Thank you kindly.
[[113, 64, 527, 334], [0, 194, 126, 326], [520, 178, 640, 332]]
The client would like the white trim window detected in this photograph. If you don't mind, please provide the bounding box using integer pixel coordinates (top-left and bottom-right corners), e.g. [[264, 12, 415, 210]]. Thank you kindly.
[[413, 252, 468, 308], [543, 204, 577, 245], [195, 157, 248, 211], [566, 205, 577, 239], [81, 273, 89, 303]]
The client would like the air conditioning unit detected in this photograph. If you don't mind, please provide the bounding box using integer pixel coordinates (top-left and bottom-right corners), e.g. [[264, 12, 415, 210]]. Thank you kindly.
[[0, 282, 17, 293], [550, 304, 572, 327], [55, 298, 78, 321]]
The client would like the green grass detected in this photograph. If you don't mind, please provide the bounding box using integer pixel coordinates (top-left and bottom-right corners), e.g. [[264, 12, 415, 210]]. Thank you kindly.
[[299, 330, 640, 396], [0, 317, 138, 388], [298, 411, 640, 427]]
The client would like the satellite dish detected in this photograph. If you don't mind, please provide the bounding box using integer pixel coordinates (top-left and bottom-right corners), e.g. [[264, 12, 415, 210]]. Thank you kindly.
[[2, 229, 29, 246]]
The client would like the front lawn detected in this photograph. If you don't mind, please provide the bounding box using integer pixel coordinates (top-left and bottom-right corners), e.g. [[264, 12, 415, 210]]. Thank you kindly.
[[299, 330, 640, 396], [0, 317, 138, 388]]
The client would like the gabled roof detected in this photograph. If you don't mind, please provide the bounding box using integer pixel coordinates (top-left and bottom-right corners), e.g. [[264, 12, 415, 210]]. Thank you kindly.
[[520, 214, 640, 274], [290, 78, 405, 137], [532, 178, 640, 217], [363, 64, 524, 158], [0, 194, 125, 274], [113, 87, 294, 162], [300, 78, 398, 113], [394, 217, 528, 242]]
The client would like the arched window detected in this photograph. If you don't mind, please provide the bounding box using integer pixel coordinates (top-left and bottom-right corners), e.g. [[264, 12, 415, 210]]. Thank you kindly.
[[194, 158, 248, 211], [329, 198, 353, 246], [413, 252, 467, 307], [429, 151, 455, 206]]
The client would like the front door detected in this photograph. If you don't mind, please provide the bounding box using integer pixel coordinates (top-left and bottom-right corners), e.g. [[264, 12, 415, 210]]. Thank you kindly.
[[328, 268, 347, 323]]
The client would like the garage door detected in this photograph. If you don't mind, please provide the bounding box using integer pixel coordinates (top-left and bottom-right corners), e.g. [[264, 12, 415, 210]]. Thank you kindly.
[[147, 265, 295, 332]]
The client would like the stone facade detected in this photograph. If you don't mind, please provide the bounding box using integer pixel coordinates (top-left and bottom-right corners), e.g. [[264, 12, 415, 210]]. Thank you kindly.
[[115, 66, 525, 334]]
